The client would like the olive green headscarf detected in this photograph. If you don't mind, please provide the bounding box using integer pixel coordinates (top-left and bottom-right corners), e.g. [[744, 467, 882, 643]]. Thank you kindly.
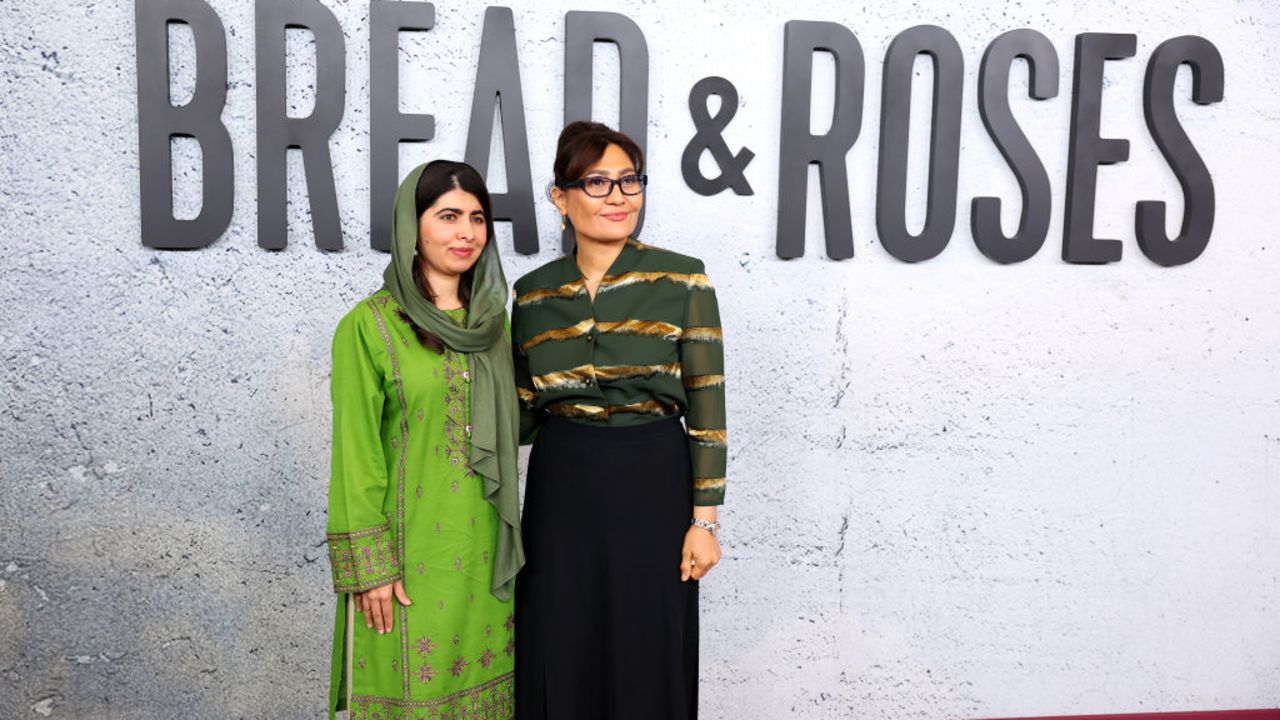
[[382, 161, 524, 601]]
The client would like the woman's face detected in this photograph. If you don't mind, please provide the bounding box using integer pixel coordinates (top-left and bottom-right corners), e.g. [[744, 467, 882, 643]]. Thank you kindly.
[[417, 187, 488, 278], [553, 143, 644, 245]]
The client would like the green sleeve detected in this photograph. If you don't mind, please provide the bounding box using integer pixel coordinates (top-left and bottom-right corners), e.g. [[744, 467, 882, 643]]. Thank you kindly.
[[326, 308, 401, 593], [511, 304, 543, 444], [681, 260, 727, 506]]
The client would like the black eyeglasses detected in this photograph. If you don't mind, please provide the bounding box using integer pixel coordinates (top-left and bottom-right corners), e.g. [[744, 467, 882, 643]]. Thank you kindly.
[[557, 174, 648, 198]]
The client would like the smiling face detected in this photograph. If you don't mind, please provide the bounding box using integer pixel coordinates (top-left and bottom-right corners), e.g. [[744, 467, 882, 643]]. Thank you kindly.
[[552, 143, 644, 246], [417, 187, 488, 279]]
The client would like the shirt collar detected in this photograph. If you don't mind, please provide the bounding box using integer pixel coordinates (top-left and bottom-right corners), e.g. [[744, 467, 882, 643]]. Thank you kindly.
[[564, 236, 642, 281]]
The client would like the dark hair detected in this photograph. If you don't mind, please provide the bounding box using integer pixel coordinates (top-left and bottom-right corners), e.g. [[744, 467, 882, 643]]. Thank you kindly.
[[553, 121, 645, 186], [396, 160, 494, 353]]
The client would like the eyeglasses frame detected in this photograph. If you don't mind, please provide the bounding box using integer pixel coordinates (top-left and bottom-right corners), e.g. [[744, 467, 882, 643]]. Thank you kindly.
[[555, 173, 649, 198]]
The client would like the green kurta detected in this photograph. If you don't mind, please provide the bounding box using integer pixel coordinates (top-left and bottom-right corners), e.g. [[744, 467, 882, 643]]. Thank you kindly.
[[327, 290, 514, 720]]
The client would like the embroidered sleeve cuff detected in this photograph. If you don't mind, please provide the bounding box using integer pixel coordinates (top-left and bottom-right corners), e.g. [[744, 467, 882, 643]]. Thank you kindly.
[[327, 524, 401, 593]]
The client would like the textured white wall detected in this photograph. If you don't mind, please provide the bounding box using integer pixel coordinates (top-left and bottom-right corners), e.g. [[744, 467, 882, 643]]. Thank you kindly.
[[1, 0, 1277, 718]]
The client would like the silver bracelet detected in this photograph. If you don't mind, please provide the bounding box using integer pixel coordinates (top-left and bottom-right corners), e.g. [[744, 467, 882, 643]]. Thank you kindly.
[[690, 517, 720, 538]]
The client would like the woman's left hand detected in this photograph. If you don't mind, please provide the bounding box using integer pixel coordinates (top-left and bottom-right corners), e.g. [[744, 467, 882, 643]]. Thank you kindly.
[[680, 522, 722, 581]]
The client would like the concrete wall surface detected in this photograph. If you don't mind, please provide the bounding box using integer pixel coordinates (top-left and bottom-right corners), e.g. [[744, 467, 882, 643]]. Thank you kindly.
[[1, 0, 1277, 717]]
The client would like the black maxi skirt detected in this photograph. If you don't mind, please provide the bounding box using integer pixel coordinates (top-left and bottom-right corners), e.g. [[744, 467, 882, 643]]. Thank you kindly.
[[515, 415, 698, 720]]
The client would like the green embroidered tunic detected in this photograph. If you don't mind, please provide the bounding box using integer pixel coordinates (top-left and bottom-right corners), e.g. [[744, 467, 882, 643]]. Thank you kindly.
[[511, 239, 727, 506], [327, 291, 514, 720]]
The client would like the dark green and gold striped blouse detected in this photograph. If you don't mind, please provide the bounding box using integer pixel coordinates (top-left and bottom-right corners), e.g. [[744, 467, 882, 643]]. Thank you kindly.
[[510, 238, 726, 506]]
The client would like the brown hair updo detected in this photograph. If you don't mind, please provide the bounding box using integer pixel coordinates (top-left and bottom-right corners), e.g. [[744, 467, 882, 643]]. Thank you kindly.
[[553, 121, 645, 185]]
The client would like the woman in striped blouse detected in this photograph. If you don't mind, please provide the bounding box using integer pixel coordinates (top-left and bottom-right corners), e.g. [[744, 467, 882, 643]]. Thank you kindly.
[[511, 121, 727, 720]]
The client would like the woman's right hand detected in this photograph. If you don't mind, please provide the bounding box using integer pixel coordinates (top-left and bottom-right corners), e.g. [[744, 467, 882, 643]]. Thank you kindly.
[[355, 580, 412, 634]]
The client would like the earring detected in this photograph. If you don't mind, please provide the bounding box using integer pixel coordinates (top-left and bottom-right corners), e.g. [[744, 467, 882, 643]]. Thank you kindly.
[[559, 215, 567, 232]]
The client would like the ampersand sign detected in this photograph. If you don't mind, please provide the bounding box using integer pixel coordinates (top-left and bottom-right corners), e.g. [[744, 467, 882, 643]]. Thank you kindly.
[[682, 76, 755, 196]]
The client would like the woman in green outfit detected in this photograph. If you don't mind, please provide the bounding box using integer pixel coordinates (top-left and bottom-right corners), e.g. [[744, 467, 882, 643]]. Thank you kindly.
[[326, 160, 524, 720]]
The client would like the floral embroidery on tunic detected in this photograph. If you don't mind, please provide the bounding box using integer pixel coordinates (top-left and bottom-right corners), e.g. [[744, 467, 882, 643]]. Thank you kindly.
[[450, 657, 468, 676], [415, 637, 437, 657], [478, 648, 495, 668], [416, 663, 435, 684], [350, 672, 514, 719]]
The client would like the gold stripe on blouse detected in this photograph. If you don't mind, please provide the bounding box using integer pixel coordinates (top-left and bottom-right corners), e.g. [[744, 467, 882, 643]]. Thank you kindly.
[[687, 428, 727, 448], [593, 363, 682, 383], [597, 319, 683, 342], [521, 318, 596, 352], [522, 319, 686, 353], [693, 477, 727, 490], [597, 271, 712, 295], [681, 326, 723, 343], [608, 399, 681, 416], [547, 402, 608, 420], [545, 399, 681, 420], [515, 279, 587, 307], [531, 365, 596, 392], [683, 374, 724, 390]]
